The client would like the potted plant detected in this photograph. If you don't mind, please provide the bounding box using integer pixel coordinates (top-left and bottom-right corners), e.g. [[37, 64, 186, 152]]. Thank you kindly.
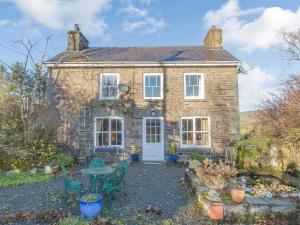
[[130, 145, 140, 162], [80, 194, 103, 219], [230, 180, 245, 203], [210, 202, 224, 221], [169, 142, 177, 164], [194, 159, 238, 189]]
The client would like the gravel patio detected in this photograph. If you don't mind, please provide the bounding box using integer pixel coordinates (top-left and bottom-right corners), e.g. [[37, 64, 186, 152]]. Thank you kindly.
[[0, 163, 189, 224]]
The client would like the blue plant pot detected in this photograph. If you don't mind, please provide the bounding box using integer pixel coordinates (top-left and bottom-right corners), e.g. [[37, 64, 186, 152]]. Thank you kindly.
[[169, 154, 177, 163], [80, 194, 102, 219], [130, 153, 139, 162]]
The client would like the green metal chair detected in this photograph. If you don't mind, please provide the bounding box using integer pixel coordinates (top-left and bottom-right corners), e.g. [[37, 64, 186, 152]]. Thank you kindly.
[[61, 165, 82, 203], [118, 160, 129, 174], [88, 158, 105, 193], [88, 158, 105, 168], [102, 171, 119, 207]]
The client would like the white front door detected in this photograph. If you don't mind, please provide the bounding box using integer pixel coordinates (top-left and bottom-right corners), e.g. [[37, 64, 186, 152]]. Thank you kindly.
[[143, 117, 164, 161]]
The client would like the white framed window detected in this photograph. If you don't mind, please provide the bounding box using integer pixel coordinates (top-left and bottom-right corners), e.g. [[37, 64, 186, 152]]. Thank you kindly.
[[184, 73, 204, 99], [94, 117, 124, 147], [181, 117, 210, 147], [143, 73, 163, 99], [100, 73, 119, 99]]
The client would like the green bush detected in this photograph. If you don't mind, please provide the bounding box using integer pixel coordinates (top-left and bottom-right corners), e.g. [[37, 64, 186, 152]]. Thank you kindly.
[[189, 152, 205, 162], [0, 171, 52, 187], [59, 216, 90, 225], [234, 134, 272, 169], [56, 153, 74, 167]]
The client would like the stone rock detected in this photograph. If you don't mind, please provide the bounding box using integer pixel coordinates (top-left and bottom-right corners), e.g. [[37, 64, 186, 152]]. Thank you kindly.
[[224, 203, 247, 215], [31, 168, 37, 174], [207, 190, 221, 202]]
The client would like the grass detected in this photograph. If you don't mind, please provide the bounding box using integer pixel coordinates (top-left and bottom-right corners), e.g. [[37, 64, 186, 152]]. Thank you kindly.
[[0, 171, 52, 187]]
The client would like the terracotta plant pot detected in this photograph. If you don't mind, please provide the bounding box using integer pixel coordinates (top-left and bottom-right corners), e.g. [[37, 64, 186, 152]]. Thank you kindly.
[[231, 186, 245, 203], [210, 203, 224, 221]]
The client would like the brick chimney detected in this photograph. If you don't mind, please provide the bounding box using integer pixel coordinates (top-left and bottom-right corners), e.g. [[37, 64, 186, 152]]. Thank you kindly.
[[204, 25, 222, 49], [67, 24, 89, 51]]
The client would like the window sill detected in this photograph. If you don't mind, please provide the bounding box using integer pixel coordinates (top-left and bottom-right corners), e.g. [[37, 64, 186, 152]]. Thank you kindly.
[[183, 99, 207, 102]]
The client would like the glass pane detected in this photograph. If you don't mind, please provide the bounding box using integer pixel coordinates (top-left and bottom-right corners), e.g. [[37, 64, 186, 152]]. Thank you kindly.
[[97, 133, 103, 146], [146, 119, 150, 126], [146, 127, 151, 135], [96, 119, 103, 131], [117, 119, 122, 131], [111, 132, 117, 145], [186, 86, 193, 96], [146, 135, 150, 143], [111, 119, 117, 131], [195, 118, 201, 131], [193, 86, 199, 96], [190, 75, 198, 85], [156, 135, 160, 143], [188, 119, 193, 131], [151, 119, 156, 126], [117, 133, 122, 145], [182, 132, 193, 145], [109, 87, 118, 97], [103, 133, 109, 145], [145, 87, 152, 97], [151, 127, 156, 135], [196, 118, 208, 131], [153, 87, 161, 97], [150, 76, 156, 86], [102, 119, 109, 131], [150, 134, 156, 143], [155, 127, 160, 135], [196, 133, 209, 146], [145, 76, 149, 86], [157, 76, 161, 86], [185, 75, 190, 85]]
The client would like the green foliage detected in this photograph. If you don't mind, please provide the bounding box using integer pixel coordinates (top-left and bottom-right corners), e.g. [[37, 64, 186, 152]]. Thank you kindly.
[[59, 216, 90, 225], [0, 171, 51, 187], [234, 134, 273, 169], [189, 152, 205, 162], [56, 153, 74, 167], [0, 138, 57, 171]]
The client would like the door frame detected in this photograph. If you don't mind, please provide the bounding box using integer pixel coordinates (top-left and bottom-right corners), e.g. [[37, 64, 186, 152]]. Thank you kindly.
[[142, 117, 164, 161]]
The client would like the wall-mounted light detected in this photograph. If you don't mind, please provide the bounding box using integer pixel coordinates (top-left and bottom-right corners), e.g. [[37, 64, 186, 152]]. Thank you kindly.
[[151, 110, 156, 116]]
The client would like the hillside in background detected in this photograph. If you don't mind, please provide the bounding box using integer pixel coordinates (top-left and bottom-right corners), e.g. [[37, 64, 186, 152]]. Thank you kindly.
[[240, 111, 256, 135]]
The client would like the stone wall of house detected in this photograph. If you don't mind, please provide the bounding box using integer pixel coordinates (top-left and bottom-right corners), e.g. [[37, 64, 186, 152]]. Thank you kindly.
[[47, 66, 239, 156]]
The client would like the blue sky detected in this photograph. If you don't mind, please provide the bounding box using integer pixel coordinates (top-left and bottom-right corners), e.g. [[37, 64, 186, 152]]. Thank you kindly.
[[0, 0, 300, 111]]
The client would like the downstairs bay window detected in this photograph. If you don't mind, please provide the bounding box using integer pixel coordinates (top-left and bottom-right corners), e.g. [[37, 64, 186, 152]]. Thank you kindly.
[[95, 117, 124, 147], [181, 117, 210, 147]]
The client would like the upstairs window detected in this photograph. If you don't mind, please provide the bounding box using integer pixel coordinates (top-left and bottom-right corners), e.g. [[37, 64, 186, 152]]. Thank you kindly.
[[100, 73, 119, 99], [143, 73, 163, 99], [181, 117, 210, 147], [184, 73, 204, 99]]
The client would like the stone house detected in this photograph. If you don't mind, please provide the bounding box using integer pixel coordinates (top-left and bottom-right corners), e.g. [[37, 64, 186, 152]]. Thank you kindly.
[[45, 25, 240, 162]]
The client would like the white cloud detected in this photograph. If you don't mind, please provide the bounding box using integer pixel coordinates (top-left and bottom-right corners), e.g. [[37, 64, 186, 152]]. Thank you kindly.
[[122, 17, 166, 33], [123, 5, 148, 17], [0, 19, 11, 26], [9, 0, 111, 37], [239, 63, 275, 111], [204, 0, 300, 52], [121, 2, 166, 33]]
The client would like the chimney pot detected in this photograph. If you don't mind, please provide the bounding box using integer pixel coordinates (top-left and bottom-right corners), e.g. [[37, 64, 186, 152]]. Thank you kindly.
[[67, 24, 89, 51], [204, 25, 223, 49], [74, 24, 80, 31]]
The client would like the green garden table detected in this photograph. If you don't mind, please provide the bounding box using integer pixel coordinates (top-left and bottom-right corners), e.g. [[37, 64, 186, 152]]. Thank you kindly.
[[82, 167, 116, 193]]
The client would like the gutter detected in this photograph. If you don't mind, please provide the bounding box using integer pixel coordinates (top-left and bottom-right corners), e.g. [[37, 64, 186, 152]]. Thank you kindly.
[[44, 61, 240, 68]]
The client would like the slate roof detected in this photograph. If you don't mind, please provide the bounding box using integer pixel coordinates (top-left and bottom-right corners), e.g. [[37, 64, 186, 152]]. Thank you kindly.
[[46, 46, 239, 63]]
